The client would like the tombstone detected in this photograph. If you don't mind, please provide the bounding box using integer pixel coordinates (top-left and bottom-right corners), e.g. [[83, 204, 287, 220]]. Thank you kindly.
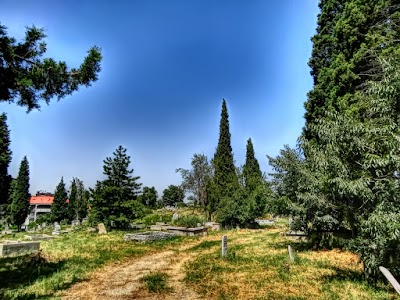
[[51, 222, 61, 235], [222, 235, 228, 257], [288, 245, 294, 262], [82, 217, 88, 224], [379, 266, 400, 295], [37, 224, 42, 231], [41, 222, 47, 228], [172, 213, 179, 221], [71, 219, 80, 227], [98, 223, 107, 234], [5, 224, 9, 231]]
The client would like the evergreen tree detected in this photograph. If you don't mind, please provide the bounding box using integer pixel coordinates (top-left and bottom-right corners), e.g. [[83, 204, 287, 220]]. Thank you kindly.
[[162, 185, 185, 207], [0, 23, 102, 112], [90, 145, 142, 228], [68, 178, 78, 221], [0, 113, 12, 205], [243, 138, 263, 192], [9, 156, 30, 230], [304, 0, 400, 140], [210, 99, 238, 222], [75, 178, 88, 221], [139, 186, 158, 208], [51, 177, 69, 222]]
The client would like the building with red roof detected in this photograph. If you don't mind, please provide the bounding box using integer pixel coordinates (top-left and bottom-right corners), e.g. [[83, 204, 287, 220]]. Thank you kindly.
[[25, 194, 69, 225]]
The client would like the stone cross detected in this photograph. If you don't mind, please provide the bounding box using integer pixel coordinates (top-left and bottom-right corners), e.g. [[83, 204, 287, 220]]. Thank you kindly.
[[288, 245, 294, 262], [379, 266, 400, 295], [222, 235, 228, 257]]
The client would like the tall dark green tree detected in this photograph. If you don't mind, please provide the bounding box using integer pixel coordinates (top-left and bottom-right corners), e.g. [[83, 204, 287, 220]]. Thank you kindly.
[[243, 138, 263, 192], [0, 113, 12, 205], [139, 186, 158, 208], [8, 156, 30, 230], [304, 0, 400, 140], [209, 99, 238, 222], [75, 178, 88, 221], [90, 145, 142, 228], [51, 177, 69, 222], [162, 185, 185, 207], [0, 23, 102, 112], [68, 178, 78, 221]]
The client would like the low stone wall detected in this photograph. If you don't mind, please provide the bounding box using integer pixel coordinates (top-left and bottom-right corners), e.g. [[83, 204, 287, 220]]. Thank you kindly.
[[166, 226, 207, 236], [0, 241, 40, 257], [124, 231, 176, 243]]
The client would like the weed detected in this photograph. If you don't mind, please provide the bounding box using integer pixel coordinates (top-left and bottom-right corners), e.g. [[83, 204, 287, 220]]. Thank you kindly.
[[140, 272, 170, 293]]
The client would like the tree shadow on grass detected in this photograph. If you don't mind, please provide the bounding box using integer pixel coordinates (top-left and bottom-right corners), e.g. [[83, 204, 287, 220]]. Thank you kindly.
[[0, 252, 67, 300]]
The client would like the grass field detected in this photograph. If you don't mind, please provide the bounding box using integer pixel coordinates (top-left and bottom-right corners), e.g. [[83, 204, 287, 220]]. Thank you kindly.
[[0, 223, 399, 299]]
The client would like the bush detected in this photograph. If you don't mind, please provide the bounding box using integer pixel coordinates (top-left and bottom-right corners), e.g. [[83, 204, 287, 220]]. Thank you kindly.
[[141, 213, 172, 225], [140, 272, 170, 293], [173, 215, 203, 228]]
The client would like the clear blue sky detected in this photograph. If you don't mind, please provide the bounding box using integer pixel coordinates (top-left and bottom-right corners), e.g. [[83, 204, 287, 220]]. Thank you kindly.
[[0, 0, 319, 195]]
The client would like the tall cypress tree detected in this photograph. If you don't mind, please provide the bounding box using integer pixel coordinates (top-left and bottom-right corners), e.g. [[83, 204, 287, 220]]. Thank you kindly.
[[210, 99, 238, 223], [68, 178, 78, 221], [0, 113, 12, 205], [51, 177, 68, 222], [243, 138, 263, 192], [304, 0, 399, 140], [9, 156, 30, 230]]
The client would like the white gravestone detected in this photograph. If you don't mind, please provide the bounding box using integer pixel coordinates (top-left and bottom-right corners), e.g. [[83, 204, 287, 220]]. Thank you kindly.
[[288, 245, 294, 262], [379, 266, 400, 295]]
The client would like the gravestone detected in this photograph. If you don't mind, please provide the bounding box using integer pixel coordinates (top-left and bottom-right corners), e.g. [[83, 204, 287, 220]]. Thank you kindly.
[[222, 235, 228, 257], [71, 220, 80, 227], [52, 222, 61, 235], [41, 222, 47, 228], [172, 213, 179, 221], [82, 217, 88, 224], [98, 223, 107, 234], [379, 266, 400, 295], [288, 245, 294, 262]]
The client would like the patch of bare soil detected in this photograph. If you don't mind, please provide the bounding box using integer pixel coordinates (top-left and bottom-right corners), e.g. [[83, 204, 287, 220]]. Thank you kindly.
[[61, 238, 217, 300]]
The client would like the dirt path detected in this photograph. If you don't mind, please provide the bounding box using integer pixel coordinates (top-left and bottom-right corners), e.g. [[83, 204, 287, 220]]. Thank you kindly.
[[61, 238, 216, 300]]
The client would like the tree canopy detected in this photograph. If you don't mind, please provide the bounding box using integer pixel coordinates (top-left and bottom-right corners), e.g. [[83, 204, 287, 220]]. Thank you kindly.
[[0, 23, 102, 111]]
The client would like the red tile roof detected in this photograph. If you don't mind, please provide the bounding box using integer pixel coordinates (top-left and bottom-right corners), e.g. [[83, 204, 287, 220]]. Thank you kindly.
[[29, 196, 69, 205]]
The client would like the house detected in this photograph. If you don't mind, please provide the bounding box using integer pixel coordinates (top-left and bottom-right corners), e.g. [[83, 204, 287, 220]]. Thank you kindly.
[[24, 193, 69, 225]]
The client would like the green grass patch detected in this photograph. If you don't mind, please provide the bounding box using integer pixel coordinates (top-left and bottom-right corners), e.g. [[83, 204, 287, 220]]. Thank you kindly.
[[140, 272, 171, 293]]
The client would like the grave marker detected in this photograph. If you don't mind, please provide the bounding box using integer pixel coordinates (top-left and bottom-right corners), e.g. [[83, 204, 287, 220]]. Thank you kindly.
[[222, 235, 228, 257], [288, 245, 294, 262]]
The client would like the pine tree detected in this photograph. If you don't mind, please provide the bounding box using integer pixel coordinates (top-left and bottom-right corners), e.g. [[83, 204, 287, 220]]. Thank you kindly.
[[51, 177, 69, 222], [68, 178, 78, 221], [9, 156, 30, 231], [0, 113, 12, 205], [75, 178, 88, 221], [0, 23, 102, 112], [90, 145, 142, 228], [210, 99, 238, 224]]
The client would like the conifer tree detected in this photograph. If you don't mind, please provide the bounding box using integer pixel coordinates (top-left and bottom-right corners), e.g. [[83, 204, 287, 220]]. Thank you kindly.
[[68, 178, 78, 221], [0, 113, 12, 205], [243, 138, 263, 192], [90, 145, 142, 228], [210, 99, 238, 224], [51, 177, 69, 222], [9, 156, 30, 230]]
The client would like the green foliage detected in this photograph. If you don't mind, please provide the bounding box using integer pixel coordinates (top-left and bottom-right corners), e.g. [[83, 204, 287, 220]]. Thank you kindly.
[[90, 145, 142, 228], [176, 153, 212, 208], [210, 99, 239, 223], [8, 156, 30, 229], [0, 113, 12, 205], [140, 272, 170, 293], [0, 23, 102, 111], [173, 215, 203, 228], [161, 185, 184, 207], [141, 213, 172, 225], [139, 186, 158, 208], [51, 177, 69, 222], [67, 178, 78, 221]]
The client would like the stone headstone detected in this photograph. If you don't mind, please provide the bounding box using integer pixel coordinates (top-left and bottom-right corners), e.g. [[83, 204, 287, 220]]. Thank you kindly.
[[82, 217, 88, 224], [52, 222, 61, 235], [288, 245, 294, 262], [379, 266, 400, 295], [71, 219, 80, 227], [172, 213, 179, 221], [41, 222, 47, 228], [98, 223, 107, 234], [222, 235, 228, 257], [5, 225, 9, 231]]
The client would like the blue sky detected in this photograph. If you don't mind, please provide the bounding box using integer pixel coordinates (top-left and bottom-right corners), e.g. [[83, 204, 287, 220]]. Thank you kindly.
[[0, 0, 319, 195]]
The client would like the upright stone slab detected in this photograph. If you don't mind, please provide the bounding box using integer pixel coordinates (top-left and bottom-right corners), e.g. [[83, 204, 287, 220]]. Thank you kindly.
[[222, 235, 228, 257], [288, 245, 294, 262], [172, 213, 179, 221], [98, 223, 107, 234], [52, 222, 61, 235], [379, 266, 400, 295]]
